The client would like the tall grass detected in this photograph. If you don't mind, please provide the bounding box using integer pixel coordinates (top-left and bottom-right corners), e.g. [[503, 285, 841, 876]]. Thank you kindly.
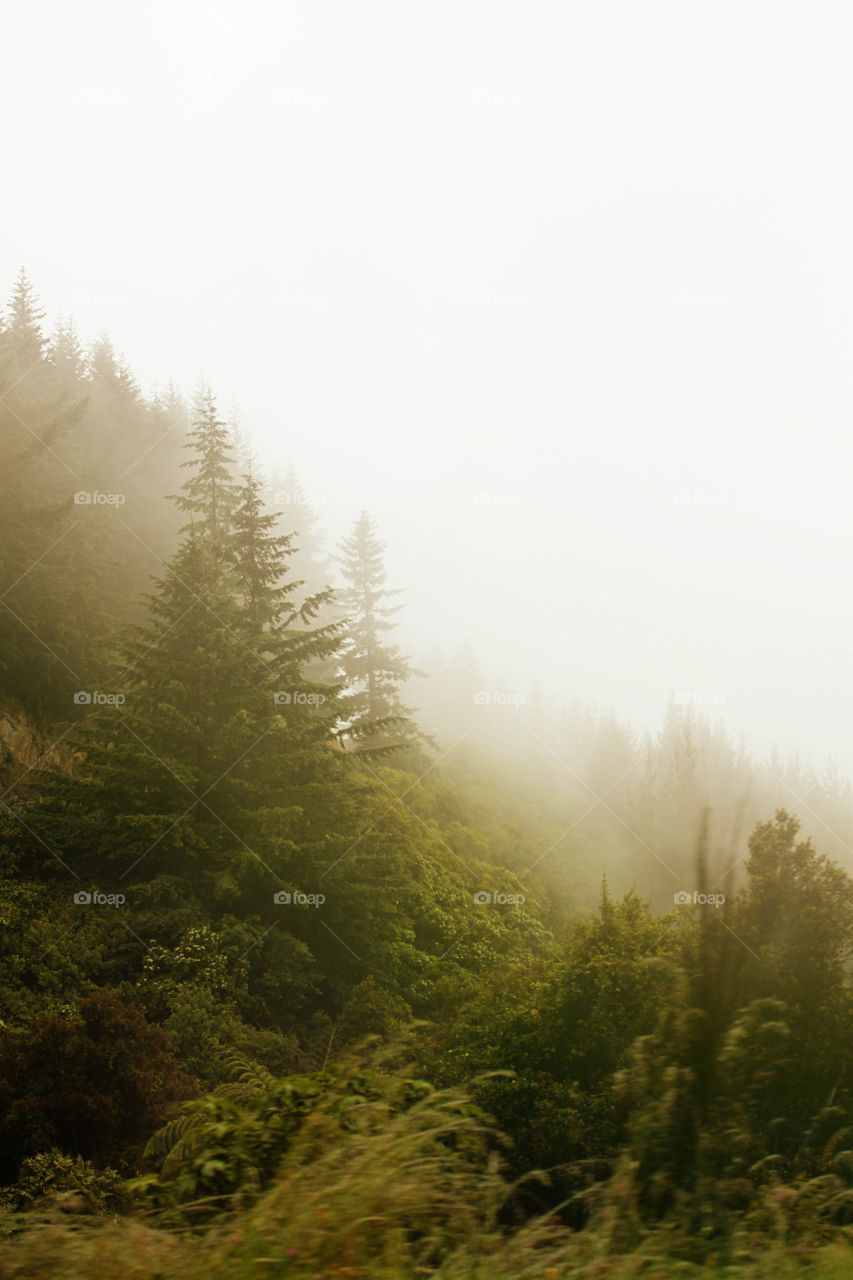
[[1, 1060, 852, 1278]]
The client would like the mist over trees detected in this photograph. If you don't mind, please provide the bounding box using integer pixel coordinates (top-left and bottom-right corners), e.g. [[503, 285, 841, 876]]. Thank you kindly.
[[336, 510, 425, 751], [2, 273, 853, 1275]]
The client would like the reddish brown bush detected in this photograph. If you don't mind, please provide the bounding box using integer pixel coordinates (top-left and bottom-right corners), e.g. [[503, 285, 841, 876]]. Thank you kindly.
[[0, 990, 192, 1181]]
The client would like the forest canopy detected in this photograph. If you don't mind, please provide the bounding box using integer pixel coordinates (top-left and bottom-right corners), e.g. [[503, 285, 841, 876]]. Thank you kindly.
[[1, 271, 853, 1276]]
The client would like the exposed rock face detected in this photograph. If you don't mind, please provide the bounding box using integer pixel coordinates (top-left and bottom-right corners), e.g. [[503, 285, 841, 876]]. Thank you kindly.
[[0, 703, 76, 791]]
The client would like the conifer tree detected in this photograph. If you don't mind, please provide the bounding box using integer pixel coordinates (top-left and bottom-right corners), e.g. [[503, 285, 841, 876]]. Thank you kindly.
[[7, 267, 46, 365], [227, 402, 255, 476], [10, 393, 351, 934], [233, 467, 334, 638], [336, 510, 421, 750], [87, 334, 140, 399], [234, 468, 281, 628], [173, 390, 240, 542], [268, 462, 331, 598], [0, 275, 97, 712], [49, 316, 85, 377], [86, 334, 118, 383]]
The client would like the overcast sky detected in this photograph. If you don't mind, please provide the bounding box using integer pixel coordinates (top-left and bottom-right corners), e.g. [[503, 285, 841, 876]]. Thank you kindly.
[[4, 0, 853, 773]]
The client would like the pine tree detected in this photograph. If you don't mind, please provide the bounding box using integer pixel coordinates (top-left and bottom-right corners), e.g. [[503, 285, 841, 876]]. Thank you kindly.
[[7, 267, 46, 366], [268, 462, 331, 598], [86, 334, 118, 383], [0, 276, 101, 712], [227, 401, 255, 475], [87, 334, 139, 398], [8, 397, 351, 932], [233, 467, 341, 659], [335, 510, 421, 750], [49, 316, 85, 377], [115, 354, 140, 400], [231, 467, 347, 782], [233, 468, 299, 630], [173, 390, 240, 543]]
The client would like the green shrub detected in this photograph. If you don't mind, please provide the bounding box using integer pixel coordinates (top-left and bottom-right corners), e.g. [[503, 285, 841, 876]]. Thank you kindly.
[[135, 1047, 437, 1215], [1, 1149, 127, 1213]]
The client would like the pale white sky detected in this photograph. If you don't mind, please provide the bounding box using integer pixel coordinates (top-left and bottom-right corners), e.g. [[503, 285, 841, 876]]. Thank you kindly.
[[4, 0, 853, 771]]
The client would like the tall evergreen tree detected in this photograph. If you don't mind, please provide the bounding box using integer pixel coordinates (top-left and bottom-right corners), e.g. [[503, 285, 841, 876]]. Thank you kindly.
[[268, 462, 331, 598], [5, 396, 357, 1018], [336, 511, 421, 751], [173, 390, 240, 542], [49, 316, 85, 377], [7, 267, 46, 366], [0, 275, 102, 713], [233, 467, 332, 635], [234, 468, 281, 628]]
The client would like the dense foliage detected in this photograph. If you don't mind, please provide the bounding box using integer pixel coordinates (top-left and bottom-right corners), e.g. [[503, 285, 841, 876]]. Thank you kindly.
[[1, 273, 853, 1275]]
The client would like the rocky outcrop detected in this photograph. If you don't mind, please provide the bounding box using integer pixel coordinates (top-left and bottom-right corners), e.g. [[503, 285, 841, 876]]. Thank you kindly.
[[0, 703, 77, 792]]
